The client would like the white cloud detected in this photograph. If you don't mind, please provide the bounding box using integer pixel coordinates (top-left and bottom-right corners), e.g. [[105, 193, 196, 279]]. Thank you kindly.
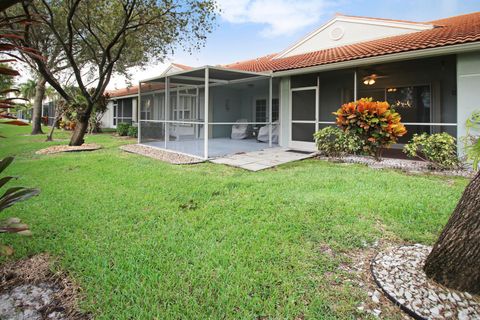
[[217, 0, 331, 37], [106, 63, 169, 90]]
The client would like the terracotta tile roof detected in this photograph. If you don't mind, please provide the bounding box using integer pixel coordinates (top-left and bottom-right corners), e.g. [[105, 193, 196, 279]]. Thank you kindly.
[[107, 83, 167, 98], [223, 53, 278, 73], [171, 63, 193, 70], [225, 11, 480, 73], [107, 85, 139, 98]]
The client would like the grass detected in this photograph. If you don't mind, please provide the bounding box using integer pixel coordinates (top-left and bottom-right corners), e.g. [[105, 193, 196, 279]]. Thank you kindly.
[[0, 124, 469, 319]]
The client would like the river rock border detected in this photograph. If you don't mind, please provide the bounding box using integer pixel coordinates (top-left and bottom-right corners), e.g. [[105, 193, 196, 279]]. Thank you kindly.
[[317, 155, 475, 178], [371, 244, 480, 319]]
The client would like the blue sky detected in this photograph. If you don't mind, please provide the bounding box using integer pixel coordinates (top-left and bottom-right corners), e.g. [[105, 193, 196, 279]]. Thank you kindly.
[[108, 0, 480, 89]]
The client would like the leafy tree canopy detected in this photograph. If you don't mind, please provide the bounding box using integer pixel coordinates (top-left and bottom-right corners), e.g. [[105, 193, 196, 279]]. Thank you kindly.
[[14, 0, 218, 145]]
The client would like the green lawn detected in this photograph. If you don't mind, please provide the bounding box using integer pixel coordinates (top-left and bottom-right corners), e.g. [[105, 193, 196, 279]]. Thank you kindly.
[[0, 124, 468, 319]]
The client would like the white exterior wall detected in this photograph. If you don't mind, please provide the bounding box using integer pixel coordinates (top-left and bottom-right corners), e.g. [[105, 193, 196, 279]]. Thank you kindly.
[[279, 18, 432, 58], [132, 98, 138, 123], [101, 100, 115, 128], [457, 52, 480, 154], [279, 77, 291, 147]]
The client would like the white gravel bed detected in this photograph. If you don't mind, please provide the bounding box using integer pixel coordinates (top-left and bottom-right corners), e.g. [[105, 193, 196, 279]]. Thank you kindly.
[[120, 144, 204, 164], [371, 244, 480, 319], [317, 155, 475, 178]]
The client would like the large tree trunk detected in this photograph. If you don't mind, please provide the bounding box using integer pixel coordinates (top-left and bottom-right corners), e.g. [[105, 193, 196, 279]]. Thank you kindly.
[[423, 171, 480, 294], [30, 77, 47, 135], [69, 106, 92, 146]]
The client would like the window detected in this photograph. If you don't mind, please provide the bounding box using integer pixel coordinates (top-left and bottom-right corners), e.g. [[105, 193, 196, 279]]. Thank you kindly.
[[171, 91, 196, 121], [141, 95, 153, 120], [272, 98, 279, 122], [386, 85, 431, 142], [386, 85, 431, 123], [255, 98, 279, 123], [113, 98, 133, 125]]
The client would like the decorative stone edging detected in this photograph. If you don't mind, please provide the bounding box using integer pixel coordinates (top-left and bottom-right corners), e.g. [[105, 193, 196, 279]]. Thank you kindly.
[[317, 155, 475, 178], [120, 144, 204, 164], [371, 244, 480, 319]]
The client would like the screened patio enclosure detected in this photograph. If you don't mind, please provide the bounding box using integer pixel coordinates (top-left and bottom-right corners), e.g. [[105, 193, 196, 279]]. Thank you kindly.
[[138, 67, 279, 159]]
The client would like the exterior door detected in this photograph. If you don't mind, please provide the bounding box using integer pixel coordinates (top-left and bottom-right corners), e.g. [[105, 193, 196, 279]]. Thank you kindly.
[[289, 87, 318, 150]]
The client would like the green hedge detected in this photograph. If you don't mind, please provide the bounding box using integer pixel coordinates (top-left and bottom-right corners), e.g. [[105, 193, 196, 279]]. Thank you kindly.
[[117, 123, 130, 136], [128, 125, 138, 138]]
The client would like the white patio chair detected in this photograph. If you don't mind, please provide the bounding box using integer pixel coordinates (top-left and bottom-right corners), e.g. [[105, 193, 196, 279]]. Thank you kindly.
[[231, 119, 249, 140], [257, 121, 279, 144]]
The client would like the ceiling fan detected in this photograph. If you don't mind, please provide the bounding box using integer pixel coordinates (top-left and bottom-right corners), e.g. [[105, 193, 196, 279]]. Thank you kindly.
[[362, 70, 389, 85]]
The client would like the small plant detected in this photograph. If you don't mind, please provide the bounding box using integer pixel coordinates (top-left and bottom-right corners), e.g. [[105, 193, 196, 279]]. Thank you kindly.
[[403, 133, 459, 170], [117, 123, 131, 136], [127, 125, 138, 138], [0, 157, 39, 255], [313, 126, 362, 157], [333, 98, 407, 159], [463, 110, 480, 170]]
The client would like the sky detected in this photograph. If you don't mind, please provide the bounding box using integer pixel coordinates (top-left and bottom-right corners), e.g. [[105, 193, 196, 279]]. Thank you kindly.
[[103, 0, 480, 89]]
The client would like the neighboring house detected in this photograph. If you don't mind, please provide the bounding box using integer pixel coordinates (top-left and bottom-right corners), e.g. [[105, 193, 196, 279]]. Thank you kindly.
[[104, 63, 193, 129], [41, 100, 56, 126], [102, 87, 138, 129], [115, 12, 480, 159], [16, 108, 31, 121], [16, 100, 54, 125]]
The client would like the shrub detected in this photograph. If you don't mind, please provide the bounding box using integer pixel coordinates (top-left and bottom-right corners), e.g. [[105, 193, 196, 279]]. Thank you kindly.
[[117, 123, 131, 136], [128, 125, 138, 138], [59, 120, 76, 131], [463, 110, 480, 170], [466, 138, 480, 171], [403, 133, 459, 170], [333, 98, 407, 159], [313, 126, 362, 157]]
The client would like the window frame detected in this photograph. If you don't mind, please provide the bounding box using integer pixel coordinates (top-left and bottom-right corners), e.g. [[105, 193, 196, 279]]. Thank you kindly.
[[254, 97, 280, 123], [113, 98, 133, 126]]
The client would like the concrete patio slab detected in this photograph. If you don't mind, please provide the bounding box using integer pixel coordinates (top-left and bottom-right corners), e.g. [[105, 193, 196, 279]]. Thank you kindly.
[[210, 147, 316, 171]]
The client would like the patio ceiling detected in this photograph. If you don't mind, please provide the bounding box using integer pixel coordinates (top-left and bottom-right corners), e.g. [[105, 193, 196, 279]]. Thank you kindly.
[[141, 66, 271, 87]]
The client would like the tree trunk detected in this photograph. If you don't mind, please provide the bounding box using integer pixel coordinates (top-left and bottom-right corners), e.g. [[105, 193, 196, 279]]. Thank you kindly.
[[46, 112, 61, 142], [30, 77, 47, 135], [423, 171, 480, 294], [69, 106, 92, 146]]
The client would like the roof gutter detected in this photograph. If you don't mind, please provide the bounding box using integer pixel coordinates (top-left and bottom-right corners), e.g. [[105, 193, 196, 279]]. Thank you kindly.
[[109, 94, 138, 100], [272, 41, 480, 77]]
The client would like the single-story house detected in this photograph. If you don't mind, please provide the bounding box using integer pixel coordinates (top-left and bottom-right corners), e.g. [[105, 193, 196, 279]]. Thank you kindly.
[[103, 63, 192, 129], [16, 100, 54, 125], [107, 12, 480, 159], [41, 101, 56, 126]]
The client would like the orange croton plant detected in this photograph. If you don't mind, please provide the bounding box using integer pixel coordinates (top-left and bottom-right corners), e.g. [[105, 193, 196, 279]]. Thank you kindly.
[[333, 98, 407, 158]]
